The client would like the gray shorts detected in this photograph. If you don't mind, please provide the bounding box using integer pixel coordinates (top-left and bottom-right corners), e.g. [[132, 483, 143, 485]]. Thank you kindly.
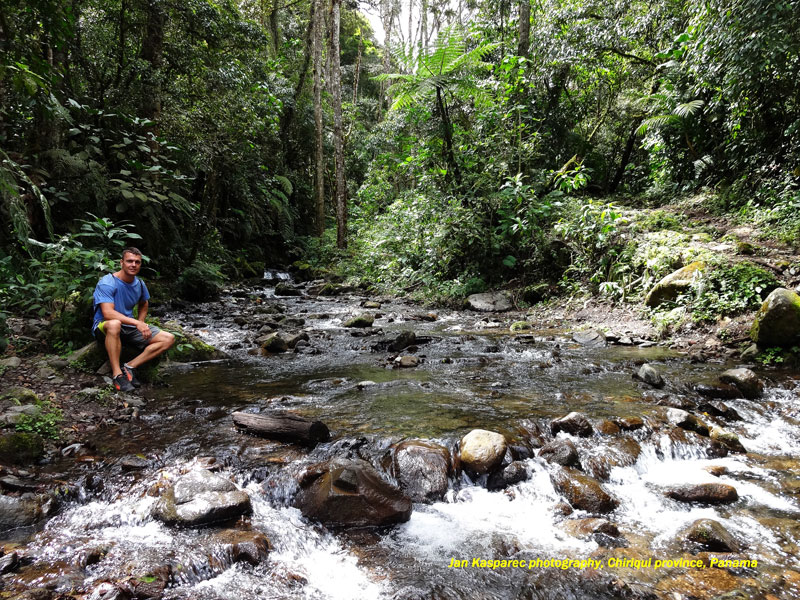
[[94, 322, 162, 351]]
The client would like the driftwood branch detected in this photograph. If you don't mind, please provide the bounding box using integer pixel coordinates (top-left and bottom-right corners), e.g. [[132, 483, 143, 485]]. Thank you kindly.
[[233, 411, 330, 445]]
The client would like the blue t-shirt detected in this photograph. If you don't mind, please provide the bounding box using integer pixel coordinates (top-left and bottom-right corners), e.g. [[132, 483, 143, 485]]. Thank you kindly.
[[92, 273, 150, 331]]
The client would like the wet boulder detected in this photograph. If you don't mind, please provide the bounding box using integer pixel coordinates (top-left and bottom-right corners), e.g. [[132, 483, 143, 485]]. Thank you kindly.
[[710, 427, 747, 453], [286, 332, 310, 349], [581, 438, 642, 482], [550, 468, 619, 514], [666, 408, 710, 436], [644, 261, 705, 308], [362, 300, 382, 309], [389, 331, 416, 352], [295, 458, 412, 527], [0, 494, 50, 530], [611, 416, 645, 431], [210, 529, 271, 566], [572, 330, 607, 348], [459, 429, 507, 474], [664, 483, 738, 505], [697, 400, 742, 421], [550, 412, 593, 437], [634, 364, 664, 388], [487, 461, 529, 491], [719, 368, 763, 399], [466, 292, 513, 312], [274, 282, 302, 296], [153, 469, 252, 527], [343, 314, 375, 328], [695, 382, 741, 400], [392, 440, 451, 502], [394, 355, 420, 368], [538, 439, 580, 468], [260, 333, 289, 354], [680, 518, 741, 552], [750, 287, 800, 348]]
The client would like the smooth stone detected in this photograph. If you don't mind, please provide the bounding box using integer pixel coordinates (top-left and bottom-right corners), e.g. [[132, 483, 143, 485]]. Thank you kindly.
[[710, 427, 747, 453], [550, 468, 619, 514], [343, 314, 375, 328], [0, 357, 22, 369], [644, 261, 705, 307], [487, 461, 529, 491], [392, 440, 451, 502], [611, 416, 644, 431], [750, 287, 800, 347], [260, 333, 289, 353], [680, 518, 741, 552], [459, 429, 507, 474], [210, 529, 271, 566], [664, 483, 738, 504], [572, 330, 607, 348], [635, 364, 664, 388], [538, 439, 580, 468], [153, 469, 251, 527], [466, 292, 513, 312], [395, 355, 419, 368], [389, 331, 416, 352], [666, 408, 710, 436], [0, 493, 49, 529]]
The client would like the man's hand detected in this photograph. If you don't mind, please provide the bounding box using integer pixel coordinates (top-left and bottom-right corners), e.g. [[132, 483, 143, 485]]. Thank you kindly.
[[136, 321, 152, 340]]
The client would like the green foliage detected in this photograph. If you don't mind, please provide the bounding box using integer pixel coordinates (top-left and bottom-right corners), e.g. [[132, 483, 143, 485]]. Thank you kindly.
[[688, 262, 779, 323], [177, 261, 225, 302], [15, 398, 63, 440]]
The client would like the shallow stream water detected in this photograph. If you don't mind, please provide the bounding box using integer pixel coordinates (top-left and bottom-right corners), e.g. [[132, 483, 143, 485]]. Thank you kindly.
[[3, 278, 800, 599]]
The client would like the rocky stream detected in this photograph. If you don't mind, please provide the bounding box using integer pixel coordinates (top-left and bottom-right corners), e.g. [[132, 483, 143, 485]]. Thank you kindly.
[[1, 275, 799, 600]]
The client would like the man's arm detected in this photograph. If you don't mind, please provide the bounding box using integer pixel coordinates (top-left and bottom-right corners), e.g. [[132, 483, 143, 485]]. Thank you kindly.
[[99, 302, 152, 339], [137, 299, 149, 322]]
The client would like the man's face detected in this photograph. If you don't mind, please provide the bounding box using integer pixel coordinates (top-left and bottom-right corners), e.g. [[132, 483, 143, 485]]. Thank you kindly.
[[121, 253, 142, 277]]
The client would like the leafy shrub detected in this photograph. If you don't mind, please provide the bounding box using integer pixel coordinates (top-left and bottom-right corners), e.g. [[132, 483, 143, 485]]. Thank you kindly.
[[689, 262, 779, 323], [16, 398, 63, 440], [177, 261, 225, 301]]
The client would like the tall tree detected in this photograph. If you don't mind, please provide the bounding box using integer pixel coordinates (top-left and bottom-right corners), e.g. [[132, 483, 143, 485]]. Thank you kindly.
[[313, 0, 326, 235], [329, 0, 347, 248], [517, 0, 530, 57]]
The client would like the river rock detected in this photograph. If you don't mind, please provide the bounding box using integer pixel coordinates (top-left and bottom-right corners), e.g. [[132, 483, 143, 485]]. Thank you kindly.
[[719, 368, 763, 399], [153, 469, 252, 527], [260, 333, 289, 353], [459, 429, 507, 474], [389, 331, 416, 352], [750, 287, 800, 347], [550, 468, 619, 514], [644, 261, 705, 307], [362, 300, 382, 309], [0, 357, 21, 369], [572, 330, 607, 348], [392, 440, 451, 502], [696, 382, 741, 399], [563, 517, 620, 539], [394, 355, 419, 368], [486, 461, 529, 491], [550, 412, 593, 437], [210, 529, 271, 566], [611, 416, 644, 431], [510, 321, 533, 332], [274, 282, 302, 296], [0, 433, 45, 465], [0, 493, 48, 529], [538, 439, 580, 467], [294, 458, 412, 527], [666, 408, 709, 436], [635, 364, 664, 388], [286, 332, 310, 349], [709, 427, 747, 453], [680, 518, 741, 552], [343, 314, 374, 328], [697, 400, 741, 421], [466, 292, 513, 312], [0, 551, 19, 575], [664, 483, 738, 504], [581, 438, 642, 481]]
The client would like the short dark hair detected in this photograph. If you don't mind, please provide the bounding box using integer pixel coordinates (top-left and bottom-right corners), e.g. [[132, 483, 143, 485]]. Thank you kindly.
[[122, 247, 143, 259]]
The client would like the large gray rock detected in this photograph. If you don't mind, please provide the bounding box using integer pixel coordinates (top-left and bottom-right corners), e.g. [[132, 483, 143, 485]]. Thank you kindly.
[[550, 468, 619, 514], [210, 529, 271, 566], [0, 494, 48, 530], [666, 408, 710, 436], [466, 292, 513, 312], [260, 333, 289, 353], [572, 330, 607, 348], [719, 368, 763, 399], [153, 469, 252, 527], [389, 331, 416, 352], [644, 261, 705, 307], [635, 364, 664, 388], [392, 440, 451, 502], [459, 429, 507, 474], [750, 288, 800, 347], [295, 458, 412, 527], [343, 314, 375, 328]]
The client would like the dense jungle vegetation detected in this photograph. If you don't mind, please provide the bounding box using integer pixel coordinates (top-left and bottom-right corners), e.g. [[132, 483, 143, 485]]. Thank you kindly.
[[2, 0, 800, 350]]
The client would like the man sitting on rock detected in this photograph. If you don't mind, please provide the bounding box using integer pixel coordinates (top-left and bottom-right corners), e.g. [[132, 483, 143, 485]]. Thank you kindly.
[[92, 247, 174, 392]]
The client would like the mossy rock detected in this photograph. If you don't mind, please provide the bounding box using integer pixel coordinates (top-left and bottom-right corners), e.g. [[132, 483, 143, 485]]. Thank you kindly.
[[163, 321, 225, 362], [750, 288, 800, 348], [0, 432, 45, 465], [510, 321, 533, 332], [644, 261, 706, 308], [318, 283, 343, 297], [343, 314, 375, 328], [2, 386, 40, 405]]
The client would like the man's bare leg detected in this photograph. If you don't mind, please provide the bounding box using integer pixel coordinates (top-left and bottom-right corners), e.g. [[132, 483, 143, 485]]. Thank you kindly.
[[126, 331, 175, 369], [102, 319, 124, 377]]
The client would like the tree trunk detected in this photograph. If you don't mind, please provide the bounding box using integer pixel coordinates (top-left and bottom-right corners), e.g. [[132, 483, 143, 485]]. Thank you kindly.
[[140, 0, 165, 149], [436, 86, 461, 188], [420, 0, 428, 53], [329, 0, 347, 248], [280, 0, 316, 162], [232, 412, 330, 445], [608, 122, 639, 193], [313, 0, 325, 236], [352, 29, 362, 104], [518, 0, 530, 58], [378, 0, 396, 120]]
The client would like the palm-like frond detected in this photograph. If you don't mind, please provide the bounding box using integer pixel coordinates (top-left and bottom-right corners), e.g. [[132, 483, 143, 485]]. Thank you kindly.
[[674, 99, 705, 118]]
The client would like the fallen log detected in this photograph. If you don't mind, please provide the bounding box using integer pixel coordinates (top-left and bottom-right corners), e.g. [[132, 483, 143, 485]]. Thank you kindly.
[[232, 412, 330, 445]]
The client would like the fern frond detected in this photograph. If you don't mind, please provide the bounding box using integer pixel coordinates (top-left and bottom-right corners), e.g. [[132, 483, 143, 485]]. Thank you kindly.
[[674, 99, 705, 118], [636, 114, 681, 135]]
